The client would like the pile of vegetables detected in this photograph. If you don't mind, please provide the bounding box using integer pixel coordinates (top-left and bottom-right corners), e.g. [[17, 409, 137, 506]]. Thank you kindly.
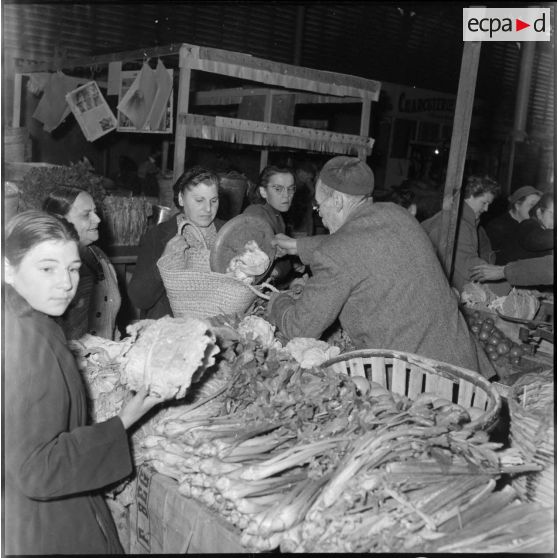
[[465, 311, 531, 367], [461, 283, 540, 321], [102, 194, 153, 246], [75, 312, 553, 553]]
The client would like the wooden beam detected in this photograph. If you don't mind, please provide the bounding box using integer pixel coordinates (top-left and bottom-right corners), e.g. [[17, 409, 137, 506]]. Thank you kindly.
[[183, 44, 380, 100], [440, 41, 482, 278], [180, 113, 374, 156], [173, 46, 193, 182], [193, 88, 361, 105], [15, 43, 183, 73]]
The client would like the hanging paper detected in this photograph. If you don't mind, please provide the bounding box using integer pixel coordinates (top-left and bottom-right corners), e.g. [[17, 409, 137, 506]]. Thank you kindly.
[[32, 71, 83, 132], [66, 81, 117, 141], [107, 61, 122, 96], [116, 62, 157, 129], [116, 65, 173, 134], [147, 59, 173, 131]]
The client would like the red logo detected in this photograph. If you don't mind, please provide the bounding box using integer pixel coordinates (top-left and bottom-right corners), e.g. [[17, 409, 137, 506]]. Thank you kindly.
[[516, 18, 530, 31]]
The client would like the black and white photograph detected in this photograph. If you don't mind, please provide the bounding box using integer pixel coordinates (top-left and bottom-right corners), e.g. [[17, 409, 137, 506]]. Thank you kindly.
[[66, 80, 118, 141], [2, 1, 556, 555]]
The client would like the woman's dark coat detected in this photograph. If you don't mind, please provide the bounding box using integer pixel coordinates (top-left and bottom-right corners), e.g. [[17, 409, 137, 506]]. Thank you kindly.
[[4, 285, 132, 554]]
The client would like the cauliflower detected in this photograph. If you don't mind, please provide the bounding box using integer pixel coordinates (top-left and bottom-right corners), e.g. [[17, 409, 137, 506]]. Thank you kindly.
[[225, 240, 270, 284], [120, 316, 220, 399], [284, 338, 341, 369], [460, 281, 498, 308], [237, 315, 280, 349], [489, 288, 540, 320]]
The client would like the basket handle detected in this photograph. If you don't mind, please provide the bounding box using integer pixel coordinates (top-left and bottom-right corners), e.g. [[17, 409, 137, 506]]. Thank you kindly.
[[244, 281, 279, 301], [179, 220, 210, 250]]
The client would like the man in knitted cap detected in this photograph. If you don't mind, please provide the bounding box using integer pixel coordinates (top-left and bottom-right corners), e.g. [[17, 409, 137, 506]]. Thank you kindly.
[[268, 155, 495, 379]]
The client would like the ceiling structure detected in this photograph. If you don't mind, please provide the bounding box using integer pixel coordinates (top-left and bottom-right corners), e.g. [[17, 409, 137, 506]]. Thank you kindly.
[[2, 1, 555, 145]]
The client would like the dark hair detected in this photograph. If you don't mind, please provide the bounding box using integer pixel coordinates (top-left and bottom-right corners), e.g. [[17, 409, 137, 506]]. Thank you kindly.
[[172, 166, 220, 208], [250, 165, 295, 203], [42, 187, 84, 218], [463, 175, 500, 199], [5, 210, 79, 268], [389, 188, 416, 209], [529, 192, 554, 220]]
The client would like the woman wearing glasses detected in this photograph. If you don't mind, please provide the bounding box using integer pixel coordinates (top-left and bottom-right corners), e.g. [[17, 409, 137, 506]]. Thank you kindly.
[[243, 165, 297, 284]]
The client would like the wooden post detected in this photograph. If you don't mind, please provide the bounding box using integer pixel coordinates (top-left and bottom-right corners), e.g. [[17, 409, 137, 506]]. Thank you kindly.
[[12, 73, 22, 127], [439, 41, 482, 278], [161, 139, 169, 174], [173, 45, 194, 183], [259, 91, 273, 171], [358, 98, 371, 160]]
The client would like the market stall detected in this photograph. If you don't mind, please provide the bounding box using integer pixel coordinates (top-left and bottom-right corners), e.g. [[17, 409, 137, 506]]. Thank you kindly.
[[12, 41, 381, 196], [75, 309, 554, 554]]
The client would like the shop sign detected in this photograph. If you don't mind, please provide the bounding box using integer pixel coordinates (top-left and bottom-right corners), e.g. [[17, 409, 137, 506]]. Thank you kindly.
[[398, 93, 455, 114]]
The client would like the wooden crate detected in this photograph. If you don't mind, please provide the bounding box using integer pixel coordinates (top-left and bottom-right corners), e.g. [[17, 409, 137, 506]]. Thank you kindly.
[[322, 348, 501, 431]]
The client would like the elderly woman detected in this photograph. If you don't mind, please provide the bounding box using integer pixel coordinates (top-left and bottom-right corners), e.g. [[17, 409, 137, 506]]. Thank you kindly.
[[4, 211, 163, 554], [422, 175, 503, 293], [43, 187, 121, 340], [485, 185, 542, 264], [129, 166, 224, 319]]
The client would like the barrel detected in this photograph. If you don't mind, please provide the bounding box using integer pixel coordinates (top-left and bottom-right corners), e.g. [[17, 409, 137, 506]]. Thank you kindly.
[[3, 127, 30, 163]]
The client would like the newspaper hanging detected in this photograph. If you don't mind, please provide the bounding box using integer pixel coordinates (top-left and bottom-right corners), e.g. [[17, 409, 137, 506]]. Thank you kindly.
[[66, 81, 118, 142], [117, 61, 173, 134]]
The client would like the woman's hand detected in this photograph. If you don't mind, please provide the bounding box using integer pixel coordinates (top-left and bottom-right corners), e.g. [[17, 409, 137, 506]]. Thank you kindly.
[[118, 387, 164, 430], [470, 264, 505, 282], [273, 233, 298, 257]]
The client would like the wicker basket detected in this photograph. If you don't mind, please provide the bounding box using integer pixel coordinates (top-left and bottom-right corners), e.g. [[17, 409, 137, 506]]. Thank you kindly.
[[321, 349, 501, 431], [157, 253, 266, 319], [508, 370, 554, 507]]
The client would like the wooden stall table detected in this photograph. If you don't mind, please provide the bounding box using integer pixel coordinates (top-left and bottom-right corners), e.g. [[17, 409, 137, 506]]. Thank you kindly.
[[128, 464, 247, 554]]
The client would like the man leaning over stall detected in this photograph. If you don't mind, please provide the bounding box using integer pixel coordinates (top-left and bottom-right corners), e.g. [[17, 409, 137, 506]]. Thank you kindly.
[[268, 156, 495, 380]]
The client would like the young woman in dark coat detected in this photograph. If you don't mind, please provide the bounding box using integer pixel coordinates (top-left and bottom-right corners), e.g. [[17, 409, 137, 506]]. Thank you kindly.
[[3, 211, 164, 554]]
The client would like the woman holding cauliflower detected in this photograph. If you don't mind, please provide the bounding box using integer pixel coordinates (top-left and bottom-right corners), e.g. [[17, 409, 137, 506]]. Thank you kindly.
[[3, 211, 164, 554]]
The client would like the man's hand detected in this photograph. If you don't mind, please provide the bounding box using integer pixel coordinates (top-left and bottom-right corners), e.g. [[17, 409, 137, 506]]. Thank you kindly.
[[272, 233, 298, 257], [288, 274, 309, 298], [470, 264, 505, 282]]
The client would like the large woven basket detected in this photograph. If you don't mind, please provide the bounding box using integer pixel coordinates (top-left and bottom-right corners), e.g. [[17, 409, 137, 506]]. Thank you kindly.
[[322, 349, 501, 431], [508, 370, 554, 507], [157, 253, 263, 319]]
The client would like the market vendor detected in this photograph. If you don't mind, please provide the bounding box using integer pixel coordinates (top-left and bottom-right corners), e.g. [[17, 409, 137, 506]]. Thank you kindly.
[[422, 175, 510, 296], [129, 166, 224, 319], [43, 187, 121, 340], [243, 165, 298, 285], [4, 211, 163, 554], [268, 156, 495, 379]]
